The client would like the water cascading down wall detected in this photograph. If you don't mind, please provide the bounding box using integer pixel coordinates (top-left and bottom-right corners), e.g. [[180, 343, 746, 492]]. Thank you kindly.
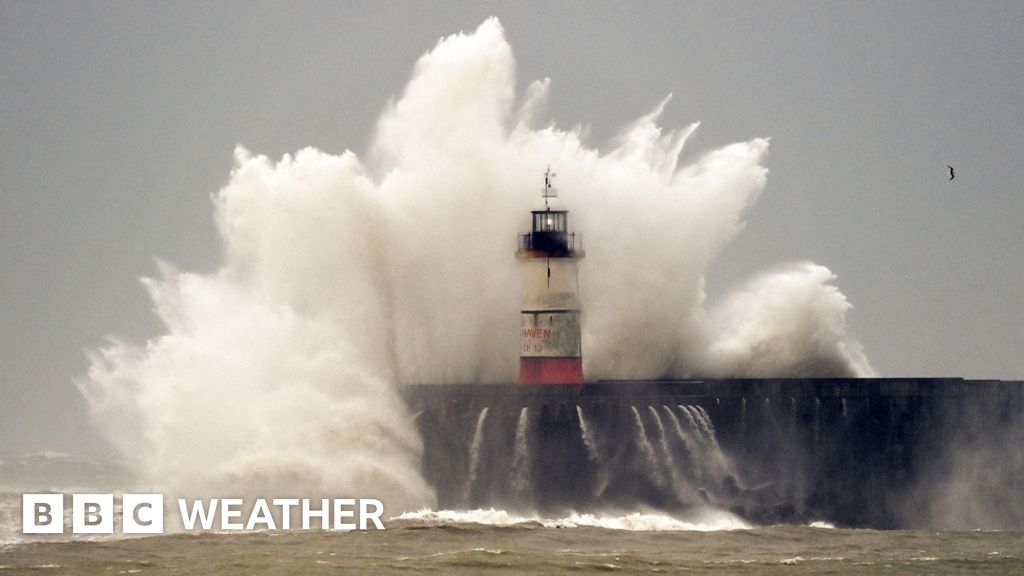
[[405, 378, 1024, 528]]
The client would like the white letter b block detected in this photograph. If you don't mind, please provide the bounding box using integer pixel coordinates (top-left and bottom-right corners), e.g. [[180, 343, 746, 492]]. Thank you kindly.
[[23, 494, 64, 534], [73, 494, 113, 534]]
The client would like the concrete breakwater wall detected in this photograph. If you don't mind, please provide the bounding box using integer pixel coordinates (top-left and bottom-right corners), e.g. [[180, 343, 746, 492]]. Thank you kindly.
[[405, 378, 1024, 528]]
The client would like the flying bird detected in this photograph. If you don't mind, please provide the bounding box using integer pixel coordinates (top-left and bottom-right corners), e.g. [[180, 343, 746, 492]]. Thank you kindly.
[[947, 165, 955, 181]]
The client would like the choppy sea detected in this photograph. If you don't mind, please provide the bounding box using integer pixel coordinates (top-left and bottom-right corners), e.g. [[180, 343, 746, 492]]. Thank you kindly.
[[3, 453, 1022, 575]]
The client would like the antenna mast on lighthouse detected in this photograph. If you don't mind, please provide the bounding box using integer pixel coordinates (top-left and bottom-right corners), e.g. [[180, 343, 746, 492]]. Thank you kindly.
[[543, 165, 557, 210]]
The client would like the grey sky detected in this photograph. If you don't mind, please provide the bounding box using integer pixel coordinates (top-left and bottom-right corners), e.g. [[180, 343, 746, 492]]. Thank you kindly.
[[2, 1, 1022, 454]]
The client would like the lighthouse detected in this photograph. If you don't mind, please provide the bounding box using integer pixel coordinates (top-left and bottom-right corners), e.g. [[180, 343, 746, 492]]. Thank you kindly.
[[516, 168, 585, 384]]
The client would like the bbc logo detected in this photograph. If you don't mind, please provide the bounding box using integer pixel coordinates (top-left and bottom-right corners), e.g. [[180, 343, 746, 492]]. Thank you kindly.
[[23, 494, 164, 534]]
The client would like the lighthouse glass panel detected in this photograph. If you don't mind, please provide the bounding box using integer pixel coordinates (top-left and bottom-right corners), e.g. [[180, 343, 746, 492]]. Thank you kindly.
[[533, 211, 566, 233]]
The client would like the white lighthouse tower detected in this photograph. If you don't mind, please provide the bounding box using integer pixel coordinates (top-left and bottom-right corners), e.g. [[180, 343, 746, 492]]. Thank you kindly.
[[516, 168, 585, 384]]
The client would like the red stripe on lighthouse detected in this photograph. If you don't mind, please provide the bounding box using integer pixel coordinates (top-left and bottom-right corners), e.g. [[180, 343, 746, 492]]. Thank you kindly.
[[518, 357, 584, 384]]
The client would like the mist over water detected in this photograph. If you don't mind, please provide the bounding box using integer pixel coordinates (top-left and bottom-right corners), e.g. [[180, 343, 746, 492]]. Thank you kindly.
[[77, 19, 872, 514]]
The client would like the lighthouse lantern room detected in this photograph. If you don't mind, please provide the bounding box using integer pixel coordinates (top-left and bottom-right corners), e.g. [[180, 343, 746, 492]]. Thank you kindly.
[[516, 168, 585, 384]]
